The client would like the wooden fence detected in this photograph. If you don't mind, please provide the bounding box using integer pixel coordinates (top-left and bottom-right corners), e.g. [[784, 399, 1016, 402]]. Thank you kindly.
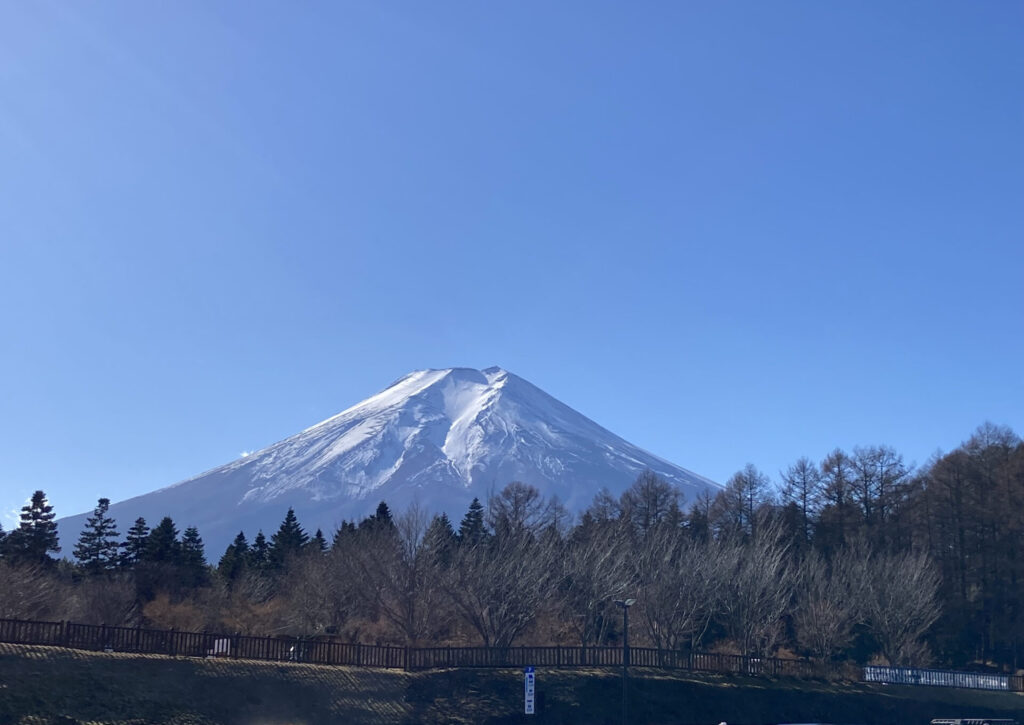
[[1, 617, 1018, 692]]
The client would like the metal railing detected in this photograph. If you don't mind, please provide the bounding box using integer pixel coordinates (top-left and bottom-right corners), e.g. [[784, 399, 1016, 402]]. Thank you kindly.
[[864, 665, 1023, 692]]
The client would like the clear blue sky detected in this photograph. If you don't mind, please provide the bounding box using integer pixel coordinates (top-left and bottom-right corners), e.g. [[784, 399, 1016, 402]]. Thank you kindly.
[[2, 1, 1022, 526]]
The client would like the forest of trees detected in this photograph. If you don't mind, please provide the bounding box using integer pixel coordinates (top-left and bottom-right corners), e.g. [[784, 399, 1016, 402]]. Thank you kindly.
[[1, 423, 1021, 672]]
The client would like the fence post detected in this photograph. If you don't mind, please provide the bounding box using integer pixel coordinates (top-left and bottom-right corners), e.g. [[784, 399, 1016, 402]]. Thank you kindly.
[[404, 645, 410, 672], [169, 628, 176, 658], [356, 642, 362, 667]]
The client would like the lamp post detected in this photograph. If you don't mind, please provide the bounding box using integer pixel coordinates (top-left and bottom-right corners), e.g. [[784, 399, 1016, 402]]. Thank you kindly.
[[614, 598, 636, 725]]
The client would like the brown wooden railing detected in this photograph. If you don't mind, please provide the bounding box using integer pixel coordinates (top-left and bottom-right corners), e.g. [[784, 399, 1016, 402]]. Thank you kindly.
[[0, 617, 1017, 692]]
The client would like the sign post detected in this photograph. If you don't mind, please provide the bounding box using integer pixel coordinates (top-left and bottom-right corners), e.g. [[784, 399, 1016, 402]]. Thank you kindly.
[[524, 666, 535, 715]]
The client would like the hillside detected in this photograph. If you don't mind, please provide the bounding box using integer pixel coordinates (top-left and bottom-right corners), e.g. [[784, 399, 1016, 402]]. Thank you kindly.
[[2, 644, 1021, 725]]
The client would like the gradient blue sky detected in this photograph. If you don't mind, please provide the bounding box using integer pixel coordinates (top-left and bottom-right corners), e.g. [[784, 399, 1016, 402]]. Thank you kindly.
[[1, 1, 1022, 526]]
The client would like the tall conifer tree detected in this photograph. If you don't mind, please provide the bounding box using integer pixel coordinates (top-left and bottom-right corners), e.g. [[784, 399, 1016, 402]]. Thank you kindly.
[[372, 501, 393, 527], [218, 531, 250, 582], [180, 526, 208, 587], [120, 517, 150, 568], [332, 521, 356, 548], [145, 517, 180, 564], [249, 530, 270, 570], [358, 501, 395, 532], [458, 497, 487, 546], [10, 490, 60, 563], [73, 498, 120, 573], [310, 528, 328, 552], [270, 508, 308, 567], [423, 512, 458, 565]]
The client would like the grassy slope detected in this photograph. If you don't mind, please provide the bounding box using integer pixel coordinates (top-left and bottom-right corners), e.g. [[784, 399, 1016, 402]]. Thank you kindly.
[[1, 644, 1021, 725]]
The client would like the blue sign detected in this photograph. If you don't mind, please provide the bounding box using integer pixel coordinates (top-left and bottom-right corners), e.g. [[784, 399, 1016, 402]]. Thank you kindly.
[[524, 667, 536, 714]]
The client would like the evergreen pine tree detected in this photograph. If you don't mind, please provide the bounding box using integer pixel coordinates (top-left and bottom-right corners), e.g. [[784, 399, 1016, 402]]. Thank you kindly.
[[359, 501, 395, 532], [249, 530, 270, 570], [331, 520, 356, 549], [310, 528, 328, 553], [2, 529, 21, 558], [423, 512, 457, 565], [373, 501, 393, 526], [0, 522, 6, 558], [218, 531, 249, 582], [684, 503, 710, 542], [10, 490, 60, 563], [120, 517, 150, 568], [145, 517, 180, 564], [269, 508, 308, 568], [134, 517, 181, 601], [72, 497, 121, 574], [232, 530, 250, 558], [458, 497, 487, 546], [180, 526, 208, 587]]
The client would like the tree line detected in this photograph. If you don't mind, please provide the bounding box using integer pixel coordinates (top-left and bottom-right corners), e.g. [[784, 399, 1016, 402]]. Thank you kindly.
[[0, 422, 1020, 672]]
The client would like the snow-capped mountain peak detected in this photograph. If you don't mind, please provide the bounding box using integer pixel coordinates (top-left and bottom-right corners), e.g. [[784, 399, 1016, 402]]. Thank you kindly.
[[59, 367, 720, 554]]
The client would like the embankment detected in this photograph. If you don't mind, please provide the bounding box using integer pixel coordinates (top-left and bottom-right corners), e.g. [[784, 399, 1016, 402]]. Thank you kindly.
[[1, 644, 1020, 725]]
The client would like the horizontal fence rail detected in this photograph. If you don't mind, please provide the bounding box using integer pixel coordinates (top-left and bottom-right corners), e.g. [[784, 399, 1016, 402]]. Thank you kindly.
[[0, 617, 1017, 693]]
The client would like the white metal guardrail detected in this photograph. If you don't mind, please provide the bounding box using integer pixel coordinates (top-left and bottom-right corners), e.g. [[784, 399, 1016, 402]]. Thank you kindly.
[[864, 665, 1010, 691]]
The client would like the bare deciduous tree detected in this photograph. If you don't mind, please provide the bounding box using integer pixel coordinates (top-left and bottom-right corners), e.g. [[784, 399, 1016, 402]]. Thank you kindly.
[[850, 446, 912, 536], [68, 575, 139, 626], [488, 482, 567, 538], [858, 548, 941, 666], [819, 448, 858, 548], [620, 471, 679, 537], [584, 487, 622, 523], [0, 562, 63, 619], [793, 547, 865, 660], [711, 464, 772, 538], [336, 502, 447, 645], [780, 457, 823, 544], [634, 523, 728, 651], [444, 528, 558, 648], [718, 520, 793, 656], [283, 549, 350, 636], [559, 518, 631, 646]]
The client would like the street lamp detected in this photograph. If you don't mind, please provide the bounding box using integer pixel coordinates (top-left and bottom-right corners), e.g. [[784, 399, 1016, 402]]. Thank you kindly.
[[614, 598, 636, 725]]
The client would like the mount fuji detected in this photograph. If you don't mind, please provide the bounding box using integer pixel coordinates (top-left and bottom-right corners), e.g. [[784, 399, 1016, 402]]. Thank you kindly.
[[59, 367, 720, 555]]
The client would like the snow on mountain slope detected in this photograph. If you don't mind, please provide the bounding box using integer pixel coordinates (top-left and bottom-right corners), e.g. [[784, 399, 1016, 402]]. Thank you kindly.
[[58, 367, 721, 555]]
